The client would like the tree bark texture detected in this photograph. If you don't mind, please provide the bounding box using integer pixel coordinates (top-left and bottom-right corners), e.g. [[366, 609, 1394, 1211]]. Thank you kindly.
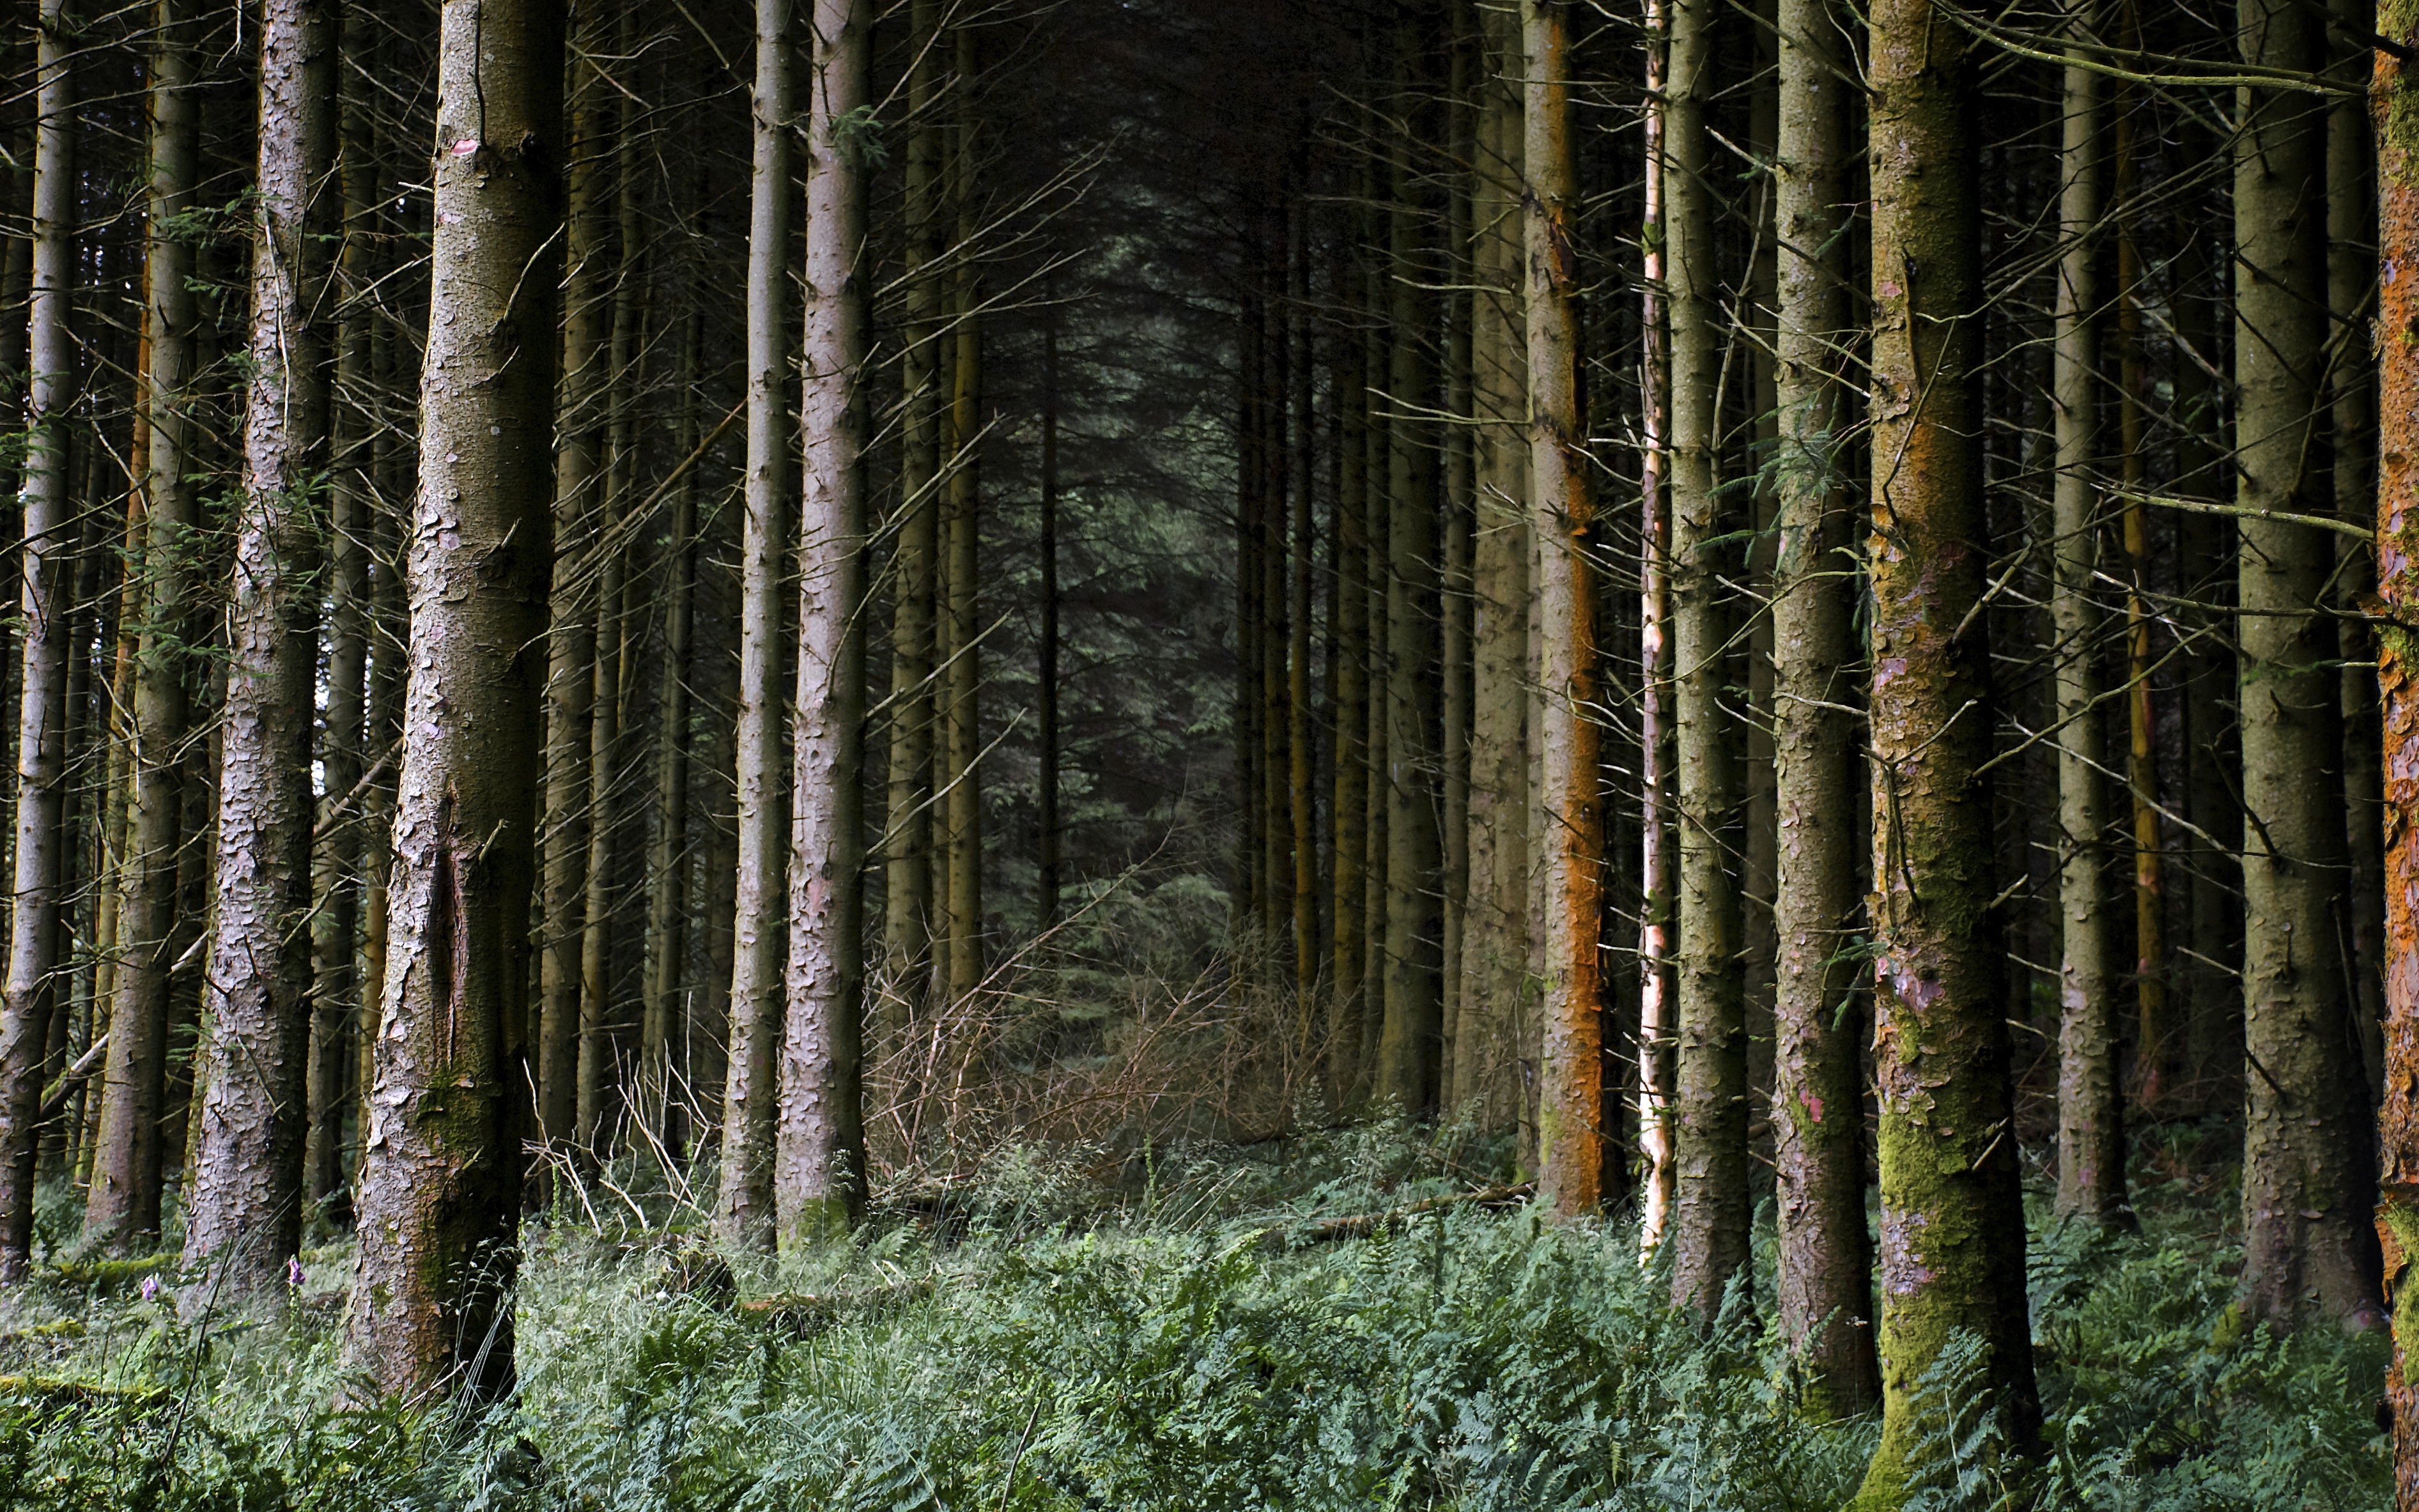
[[1851, 0, 2040, 1499], [1635, 0, 1676, 1248], [1665, 0, 1748, 1318], [1768, 0, 1878, 1413], [0, 0, 73, 1279], [343, 0, 562, 1401], [1526, 0, 1604, 1219], [775, 0, 870, 1245], [185, 0, 335, 1286], [719, 0, 793, 1248], [2234, 0, 2382, 1328], [89, 0, 198, 1246], [2050, 35, 2124, 1224]]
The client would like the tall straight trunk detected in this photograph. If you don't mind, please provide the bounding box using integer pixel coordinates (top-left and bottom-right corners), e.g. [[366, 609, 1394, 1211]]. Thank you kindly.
[[185, 0, 334, 1284], [1237, 304, 1264, 937], [2050, 31, 2124, 1223], [89, 0, 197, 1246], [1038, 291, 1062, 927], [1290, 213, 1319, 1037], [344, 0, 562, 1400], [577, 6, 645, 1157], [642, 310, 703, 1143], [1665, 0, 1747, 1314], [0, 0, 73, 1278], [941, 40, 984, 1010], [1456, 3, 1529, 1132], [2331, 8, 2384, 1102], [1377, 15, 1442, 1113], [775, 0, 870, 1242], [539, 15, 610, 1157], [357, 245, 408, 1193], [2370, 2, 2419, 1483], [2234, 0, 2381, 1327], [1853, 0, 2040, 1497], [576, 539, 624, 1155], [719, 0, 793, 1248], [1768, 0, 1877, 1413], [1362, 288, 1389, 1097], [1329, 213, 1371, 1107], [309, 0, 378, 1206], [1635, 0, 1676, 1244], [1261, 261, 1290, 953], [2112, 40, 2170, 1113], [883, 0, 939, 1035], [1526, 0, 1604, 1216], [1438, 19, 1474, 1096]]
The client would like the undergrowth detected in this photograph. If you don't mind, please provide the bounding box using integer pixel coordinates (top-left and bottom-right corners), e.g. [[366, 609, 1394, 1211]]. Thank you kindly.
[[0, 1120, 2390, 1510]]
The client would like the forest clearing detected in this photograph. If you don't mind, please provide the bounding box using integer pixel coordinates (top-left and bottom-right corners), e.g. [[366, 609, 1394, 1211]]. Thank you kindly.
[[0, 0, 2412, 1506]]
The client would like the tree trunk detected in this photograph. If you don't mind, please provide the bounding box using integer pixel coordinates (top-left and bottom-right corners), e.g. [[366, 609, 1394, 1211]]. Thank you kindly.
[[883, 0, 940, 1058], [2331, 3, 2383, 1106], [88, 0, 197, 1247], [1665, 0, 1748, 1315], [1455, 2, 1529, 1134], [308, 0, 378, 1208], [775, 0, 870, 1244], [2370, 1, 2419, 1485], [0, 0, 73, 1279], [1290, 210, 1320, 1051], [1329, 194, 1371, 1109], [1768, 0, 1877, 1413], [184, 0, 334, 1286], [719, 0, 793, 1249], [539, 12, 610, 1159], [941, 42, 984, 1013], [344, 0, 562, 1400], [1635, 0, 1676, 1244], [642, 309, 703, 1150], [1376, 15, 1442, 1115], [1038, 290, 1061, 929], [1852, 0, 2042, 1497], [2050, 29, 2124, 1224], [1526, 0, 1604, 1217], [2234, 0, 2382, 1328]]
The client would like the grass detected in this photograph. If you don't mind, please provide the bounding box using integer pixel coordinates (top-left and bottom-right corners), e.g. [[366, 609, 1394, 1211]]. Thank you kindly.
[[0, 1118, 2392, 1510]]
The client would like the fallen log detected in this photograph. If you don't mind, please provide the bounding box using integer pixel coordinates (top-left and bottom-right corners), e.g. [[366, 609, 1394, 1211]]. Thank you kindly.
[[736, 1276, 937, 1336]]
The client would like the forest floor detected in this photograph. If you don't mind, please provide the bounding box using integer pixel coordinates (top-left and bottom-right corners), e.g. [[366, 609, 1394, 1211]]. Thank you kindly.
[[0, 1117, 2392, 1511]]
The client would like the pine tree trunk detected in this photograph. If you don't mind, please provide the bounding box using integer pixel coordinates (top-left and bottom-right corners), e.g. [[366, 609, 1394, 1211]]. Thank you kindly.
[[1851, 0, 2041, 1496], [1665, 0, 1748, 1313], [1376, 15, 1442, 1115], [775, 0, 870, 1242], [88, 0, 197, 1246], [942, 45, 984, 1014], [1635, 0, 1676, 1244], [883, 0, 941, 1049], [1329, 212, 1370, 1109], [1038, 292, 1062, 929], [344, 0, 562, 1400], [1768, 0, 1876, 1413], [2050, 31, 2124, 1224], [184, 0, 334, 1285], [2371, 4, 2419, 1485], [539, 13, 610, 1158], [719, 0, 793, 1248], [642, 310, 702, 1149], [2331, 8, 2384, 1104], [0, 0, 73, 1278], [1260, 266, 1290, 956], [1455, 4, 1529, 1133], [1526, 0, 1604, 1217], [308, 0, 378, 1207], [1290, 213, 1320, 1051], [1438, 21, 1474, 1099], [2234, 0, 2382, 1327]]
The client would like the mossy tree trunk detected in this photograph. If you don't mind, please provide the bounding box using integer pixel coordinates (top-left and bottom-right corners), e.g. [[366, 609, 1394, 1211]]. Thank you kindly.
[[1850, 0, 2040, 1497]]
